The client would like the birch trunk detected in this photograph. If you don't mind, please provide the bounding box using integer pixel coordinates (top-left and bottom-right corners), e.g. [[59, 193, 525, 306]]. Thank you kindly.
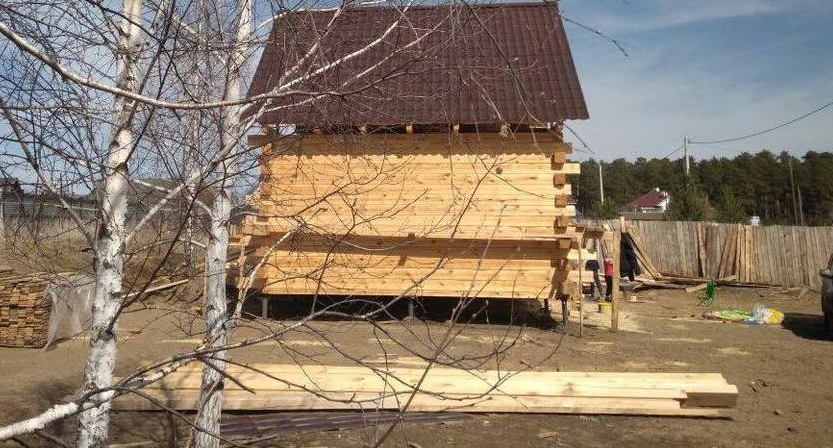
[[76, 0, 143, 446], [189, 1, 251, 446], [189, 186, 231, 448]]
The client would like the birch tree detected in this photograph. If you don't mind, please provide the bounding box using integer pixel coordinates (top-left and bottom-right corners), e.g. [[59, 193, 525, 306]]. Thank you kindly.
[[0, 2, 583, 446], [0, 0, 204, 444], [75, 0, 145, 445], [189, 0, 253, 445]]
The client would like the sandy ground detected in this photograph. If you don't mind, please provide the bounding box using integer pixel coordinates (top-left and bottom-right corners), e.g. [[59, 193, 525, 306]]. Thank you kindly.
[[1, 285, 832, 447]]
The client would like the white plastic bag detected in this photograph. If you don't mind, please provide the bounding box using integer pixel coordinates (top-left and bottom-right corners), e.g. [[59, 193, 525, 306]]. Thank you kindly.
[[43, 274, 95, 349]]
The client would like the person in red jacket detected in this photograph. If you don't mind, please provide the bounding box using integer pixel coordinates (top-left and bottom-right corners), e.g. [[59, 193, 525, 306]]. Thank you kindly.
[[603, 256, 614, 301]]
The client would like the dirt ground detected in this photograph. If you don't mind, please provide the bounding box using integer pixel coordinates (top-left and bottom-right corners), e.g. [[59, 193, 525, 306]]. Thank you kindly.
[[2, 285, 832, 447]]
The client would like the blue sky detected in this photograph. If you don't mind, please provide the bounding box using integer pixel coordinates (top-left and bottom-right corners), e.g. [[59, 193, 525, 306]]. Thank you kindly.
[[559, 0, 833, 161]]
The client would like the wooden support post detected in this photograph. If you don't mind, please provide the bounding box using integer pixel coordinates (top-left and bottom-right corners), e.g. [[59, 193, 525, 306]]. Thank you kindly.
[[407, 298, 415, 320], [0, 187, 4, 251], [552, 120, 564, 142], [261, 297, 269, 319], [578, 237, 584, 338], [611, 218, 622, 332]]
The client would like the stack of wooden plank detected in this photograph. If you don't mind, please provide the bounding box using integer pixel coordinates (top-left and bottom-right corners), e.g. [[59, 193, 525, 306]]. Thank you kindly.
[[623, 225, 663, 280], [0, 270, 58, 348], [113, 364, 737, 417]]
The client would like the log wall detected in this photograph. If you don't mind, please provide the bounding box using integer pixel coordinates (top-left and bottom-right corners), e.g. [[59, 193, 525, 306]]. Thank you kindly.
[[236, 131, 581, 301]]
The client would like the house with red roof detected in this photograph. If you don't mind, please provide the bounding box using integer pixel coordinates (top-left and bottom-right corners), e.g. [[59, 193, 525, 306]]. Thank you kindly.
[[623, 188, 670, 219]]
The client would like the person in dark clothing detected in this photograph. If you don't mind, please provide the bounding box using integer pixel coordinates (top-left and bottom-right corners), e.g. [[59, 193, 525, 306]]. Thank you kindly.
[[620, 237, 641, 282], [584, 257, 603, 300]]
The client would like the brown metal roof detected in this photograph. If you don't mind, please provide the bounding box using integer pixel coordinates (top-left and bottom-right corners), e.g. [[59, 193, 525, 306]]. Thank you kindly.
[[248, 2, 589, 126], [628, 189, 669, 208]]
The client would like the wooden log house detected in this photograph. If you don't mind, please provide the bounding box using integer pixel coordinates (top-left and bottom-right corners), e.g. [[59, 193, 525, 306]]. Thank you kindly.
[[236, 3, 589, 310]]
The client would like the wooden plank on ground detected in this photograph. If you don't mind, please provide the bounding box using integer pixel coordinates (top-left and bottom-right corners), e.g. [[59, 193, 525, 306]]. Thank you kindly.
[[113, 364, 738, 418], [112, 390, 730, 417]]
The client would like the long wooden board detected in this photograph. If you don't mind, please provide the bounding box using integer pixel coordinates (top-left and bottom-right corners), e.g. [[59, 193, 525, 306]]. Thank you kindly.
[[114, 391, 727, 417], [112, 364, 737, 416]]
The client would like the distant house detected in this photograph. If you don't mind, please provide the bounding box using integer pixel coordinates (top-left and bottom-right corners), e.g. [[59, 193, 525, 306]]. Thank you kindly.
[[0, 178, 23, 198], [622, 188, 670, 220]]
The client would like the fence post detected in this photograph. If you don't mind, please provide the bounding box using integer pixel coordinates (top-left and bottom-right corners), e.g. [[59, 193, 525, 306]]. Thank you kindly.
[[0, 188, 5, 250], [611, 217, 623, 331]]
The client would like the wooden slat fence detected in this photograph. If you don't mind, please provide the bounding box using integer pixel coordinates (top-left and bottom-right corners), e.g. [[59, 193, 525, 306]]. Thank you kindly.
[[628, 221, 833, 290]]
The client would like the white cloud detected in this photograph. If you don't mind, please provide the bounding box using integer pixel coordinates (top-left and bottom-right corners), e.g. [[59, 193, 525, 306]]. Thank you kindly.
[[564, 0, 832, 35], [561, 0, 833, 161]]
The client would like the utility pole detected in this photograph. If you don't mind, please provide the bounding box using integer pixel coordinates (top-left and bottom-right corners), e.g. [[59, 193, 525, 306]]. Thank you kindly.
[[683, 136, 690, 178], [798, 184, 806, 226], [787, 156, 798, 225], [598, 162, 604, 203]]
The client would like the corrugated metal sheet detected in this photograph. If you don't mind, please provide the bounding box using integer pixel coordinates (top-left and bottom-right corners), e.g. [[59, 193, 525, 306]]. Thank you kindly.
[[221, 411, 472, 440], [249, 2, 588, 126]]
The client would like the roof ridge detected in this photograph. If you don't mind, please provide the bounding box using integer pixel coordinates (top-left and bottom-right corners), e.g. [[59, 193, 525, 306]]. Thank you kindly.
[[287, 2, 558, 12]]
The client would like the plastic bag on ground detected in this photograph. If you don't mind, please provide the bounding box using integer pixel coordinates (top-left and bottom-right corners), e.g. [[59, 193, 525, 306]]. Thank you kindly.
[[43, 274, 95, 349]]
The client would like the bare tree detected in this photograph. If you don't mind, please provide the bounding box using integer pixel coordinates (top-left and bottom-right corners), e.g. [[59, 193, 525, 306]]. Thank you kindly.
[[0, 2, 587, 447], [0, 0, 215, 443], [74, 0, 145, 444], [188, 0, 253, 446]]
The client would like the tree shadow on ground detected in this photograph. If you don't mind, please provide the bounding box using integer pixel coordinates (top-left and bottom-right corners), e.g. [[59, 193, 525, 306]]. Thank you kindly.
[[237, 293, 559, 330], [781, 313, 833, 341]]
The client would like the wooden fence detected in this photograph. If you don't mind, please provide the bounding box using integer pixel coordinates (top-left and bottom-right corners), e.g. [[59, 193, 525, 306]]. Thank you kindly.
[[628, 221, 833, 290]]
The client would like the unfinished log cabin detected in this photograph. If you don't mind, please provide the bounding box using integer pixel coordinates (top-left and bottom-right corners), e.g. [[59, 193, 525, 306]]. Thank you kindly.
[[237, 3, 589, 309]]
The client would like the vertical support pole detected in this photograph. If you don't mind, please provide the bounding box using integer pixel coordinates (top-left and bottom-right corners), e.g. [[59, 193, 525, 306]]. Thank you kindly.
[[407, 297, 415, 320], [788, 156, 798, 225], [611, 218, 622, 331], [578, 235, 584, 337], [0, 187, 4, 251], [261, 296, 268, 319]]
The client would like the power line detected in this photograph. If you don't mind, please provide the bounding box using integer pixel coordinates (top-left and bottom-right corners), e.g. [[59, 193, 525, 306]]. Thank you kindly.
[[564, 123, 595, 155], [660, 142, 685, 160], [689, 98, 833, 145]]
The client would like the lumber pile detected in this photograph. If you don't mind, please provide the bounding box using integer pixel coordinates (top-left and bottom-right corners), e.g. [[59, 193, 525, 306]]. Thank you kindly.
[[0, 270, 60, 348], [624, 224, 757, 292], [623, 225, 662, 280], [113, 364, 737, 417]]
